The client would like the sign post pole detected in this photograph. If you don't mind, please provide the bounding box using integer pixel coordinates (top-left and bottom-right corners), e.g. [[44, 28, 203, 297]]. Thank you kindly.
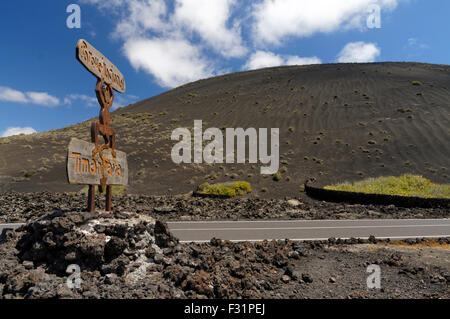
[[70, 39, 128, 213], [87, 121, 97, 212]]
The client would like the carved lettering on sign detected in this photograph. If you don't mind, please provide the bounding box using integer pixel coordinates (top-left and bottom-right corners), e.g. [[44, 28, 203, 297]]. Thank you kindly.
[[76, 39, 126, 93], [67, 138, 128, 186]]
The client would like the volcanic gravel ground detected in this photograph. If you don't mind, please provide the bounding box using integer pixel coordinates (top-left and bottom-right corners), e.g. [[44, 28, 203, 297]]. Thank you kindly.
[[2, 63, 449, 198], [0, 211, 448, 299], [0, 192, 448, 224]]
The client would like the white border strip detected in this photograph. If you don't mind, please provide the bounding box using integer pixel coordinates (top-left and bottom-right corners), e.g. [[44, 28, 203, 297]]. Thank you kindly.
[[167, 218, 450, 224], [178, 234, 450, 243], [170, 225, 450, 231]]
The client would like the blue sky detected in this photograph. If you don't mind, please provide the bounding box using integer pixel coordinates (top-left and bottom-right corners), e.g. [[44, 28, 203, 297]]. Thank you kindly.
[[0, 0, 448, 137]]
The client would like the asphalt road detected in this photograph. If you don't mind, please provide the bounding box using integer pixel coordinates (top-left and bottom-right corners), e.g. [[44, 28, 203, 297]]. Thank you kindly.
[[2, 219, 449, 243], [167, 219, 450, 243]]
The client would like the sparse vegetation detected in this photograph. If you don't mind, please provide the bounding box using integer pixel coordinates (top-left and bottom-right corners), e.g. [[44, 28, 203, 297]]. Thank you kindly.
[[272, 171, 282, 181], [23, 170, 36, 178], [208, 171, 219, 180], [1, 63, 448, 201], [397, 107, 412, 113], [324, 174, 450, 199], [198, 181, 252, 197]]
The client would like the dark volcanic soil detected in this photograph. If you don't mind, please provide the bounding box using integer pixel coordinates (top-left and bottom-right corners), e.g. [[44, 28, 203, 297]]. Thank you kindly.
[[0, 191, 448, 224], [1, 211, 448, 299], [0, 62, 449, 198]]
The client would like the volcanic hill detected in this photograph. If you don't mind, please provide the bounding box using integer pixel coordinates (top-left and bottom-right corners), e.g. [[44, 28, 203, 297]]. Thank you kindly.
[[0, 62, 449, 198]]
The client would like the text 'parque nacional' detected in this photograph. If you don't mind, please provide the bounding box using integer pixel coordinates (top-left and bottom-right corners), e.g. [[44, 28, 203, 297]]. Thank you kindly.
[[76, 39, 126, 93]]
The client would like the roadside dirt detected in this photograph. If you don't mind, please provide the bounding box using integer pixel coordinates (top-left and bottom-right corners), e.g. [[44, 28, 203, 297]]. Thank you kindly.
[[0, 191, 448, 223], [1, 210, 448, 299]]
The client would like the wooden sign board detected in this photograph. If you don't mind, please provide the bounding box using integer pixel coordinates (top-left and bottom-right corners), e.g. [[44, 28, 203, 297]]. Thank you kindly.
[[67, 138, 128, 186], [76, 39, 126, 93]]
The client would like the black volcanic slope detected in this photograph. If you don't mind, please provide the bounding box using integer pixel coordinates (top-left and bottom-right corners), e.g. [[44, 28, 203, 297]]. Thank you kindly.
[[0, 62, 449, 198]]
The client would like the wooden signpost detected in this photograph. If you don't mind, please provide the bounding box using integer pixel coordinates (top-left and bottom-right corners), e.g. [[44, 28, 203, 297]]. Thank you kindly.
[[69, 39, 128, 212], [76, 39, 126, 93], [67, 138, 128, 186]]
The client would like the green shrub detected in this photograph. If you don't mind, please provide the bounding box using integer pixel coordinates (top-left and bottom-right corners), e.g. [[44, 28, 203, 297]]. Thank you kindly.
[[324, 174, 450, 199], [209, 172, 219, 180], [272, 171, 282, 181], [198, 181, 252, 197], [23, 170, 36, 178], [397, 107, 412, 113]]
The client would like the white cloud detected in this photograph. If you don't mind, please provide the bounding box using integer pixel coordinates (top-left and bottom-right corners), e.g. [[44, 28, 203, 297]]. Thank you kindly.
[[1, 126, 37, 138], [244, 51, 321, 70], [244, 51, 284, 70], [64, 94, 98, 107], [26, 92, 59, 107], [113, 0, 169, 39], [81, 0, 404, 88], [407, 37, 429, 50], [252, 0, 399, 45], [111, 0, 246, 58], [0, 86, 59, 107], [124, 38, 214, 88], [85, 0, 246, 88], [285, 56, 322, 66], [337, 42, 380, 63], [173, 0, 247, 58], [404, 37, 429, 60], [0, 86, 28, 103]]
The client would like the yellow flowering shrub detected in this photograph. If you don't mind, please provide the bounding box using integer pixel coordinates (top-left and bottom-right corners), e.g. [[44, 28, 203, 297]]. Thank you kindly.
[[324, 174, 450, 199], [198, 181, 252, 197]]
